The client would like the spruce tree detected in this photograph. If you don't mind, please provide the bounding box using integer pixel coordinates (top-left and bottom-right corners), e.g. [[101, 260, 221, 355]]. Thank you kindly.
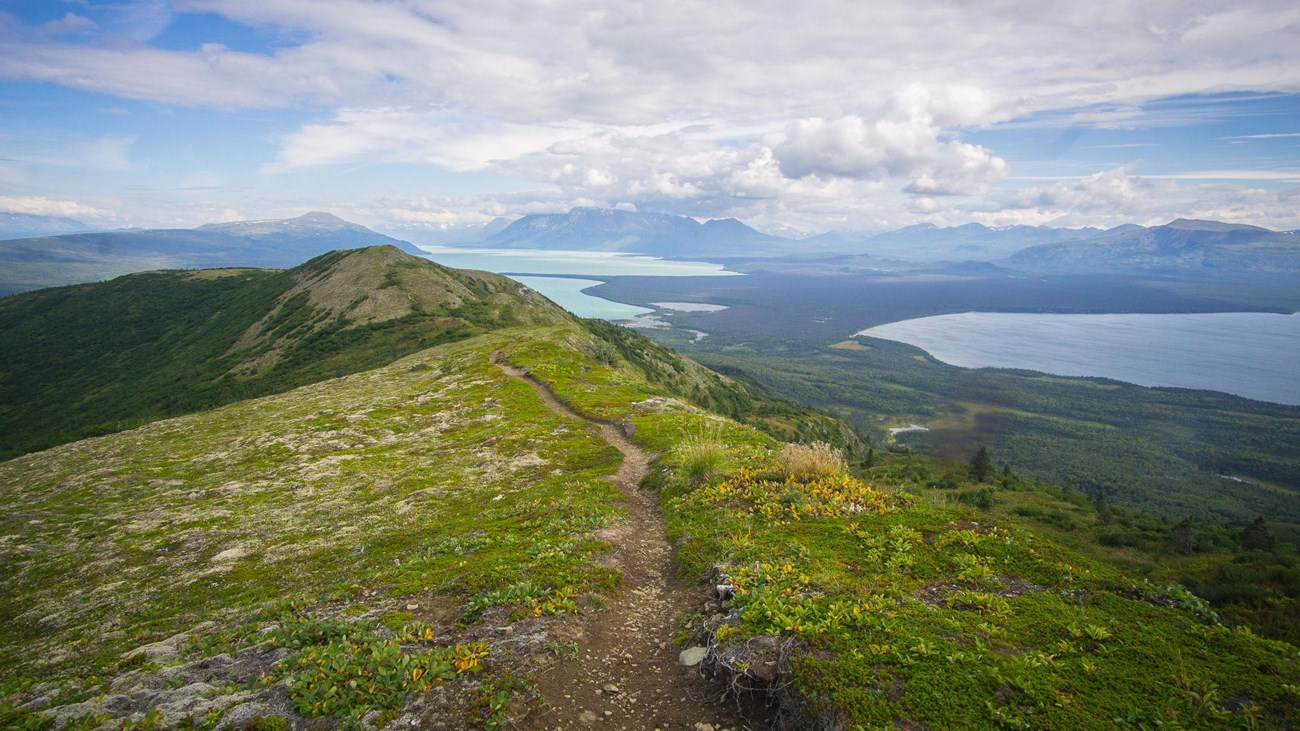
[[969, 446, 993, 483]]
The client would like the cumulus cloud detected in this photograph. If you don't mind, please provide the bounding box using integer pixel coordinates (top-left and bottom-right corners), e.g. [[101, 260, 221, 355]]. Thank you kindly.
[[775, 115, 1006, 195], [2, 1, 1299, 230]]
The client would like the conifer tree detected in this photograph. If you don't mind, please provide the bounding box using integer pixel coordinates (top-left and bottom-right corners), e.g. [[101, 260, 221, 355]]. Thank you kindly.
[[969, 446, 993, 483]]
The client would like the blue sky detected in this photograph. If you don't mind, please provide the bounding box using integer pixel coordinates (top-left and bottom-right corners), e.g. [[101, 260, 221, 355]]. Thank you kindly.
[[1, 0, 1298, 239]]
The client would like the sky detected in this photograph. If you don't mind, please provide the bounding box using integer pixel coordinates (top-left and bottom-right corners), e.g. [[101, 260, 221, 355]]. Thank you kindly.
[[1, 0, 1299, 240]]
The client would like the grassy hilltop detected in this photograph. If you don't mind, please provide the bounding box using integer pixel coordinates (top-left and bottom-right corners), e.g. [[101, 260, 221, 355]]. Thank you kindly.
[[0, 246, 565, 459], [1, 252, 1296, 729]]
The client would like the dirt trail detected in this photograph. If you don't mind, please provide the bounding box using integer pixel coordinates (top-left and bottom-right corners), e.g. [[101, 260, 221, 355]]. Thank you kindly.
[[492, 353, 767, 731]]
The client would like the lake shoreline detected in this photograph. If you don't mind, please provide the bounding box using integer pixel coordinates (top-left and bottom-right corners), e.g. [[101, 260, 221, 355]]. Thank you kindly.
[[857, 311, 1300, 407]]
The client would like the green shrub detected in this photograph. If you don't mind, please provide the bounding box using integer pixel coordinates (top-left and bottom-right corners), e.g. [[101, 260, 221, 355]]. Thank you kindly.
[[957, 486, 996, 509]]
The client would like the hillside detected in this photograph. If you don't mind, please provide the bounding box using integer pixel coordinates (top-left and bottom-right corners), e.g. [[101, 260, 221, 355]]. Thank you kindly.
[[1003, 219, 1300, 277], [0, 212, 427, 296], [2, 317, 1296, 730], [0, 245, 567, 459], [808, 222, 1121, 262]]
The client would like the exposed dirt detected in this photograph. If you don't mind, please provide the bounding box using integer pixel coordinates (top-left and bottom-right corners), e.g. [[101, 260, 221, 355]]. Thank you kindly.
[[492, 353, 770, 731]]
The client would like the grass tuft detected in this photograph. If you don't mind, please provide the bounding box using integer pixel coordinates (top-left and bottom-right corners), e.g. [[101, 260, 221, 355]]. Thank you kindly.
[[780, 441, 847, 480], [675, 429, 729, 487]]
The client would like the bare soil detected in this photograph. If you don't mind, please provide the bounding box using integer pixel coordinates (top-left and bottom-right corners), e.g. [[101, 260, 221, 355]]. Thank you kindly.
[[492, 354, 770, 731]]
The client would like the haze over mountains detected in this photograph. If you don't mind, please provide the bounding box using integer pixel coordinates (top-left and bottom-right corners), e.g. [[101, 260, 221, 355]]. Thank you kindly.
[[4, 207, 1299, 298], [0, 212, 93, 240], [0, 212, 426, 296], [482, 206, 789, 256], [445, 206, 1300, 277]]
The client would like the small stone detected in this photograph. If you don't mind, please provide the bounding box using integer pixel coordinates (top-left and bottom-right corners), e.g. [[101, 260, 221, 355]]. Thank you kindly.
[[406, 603, 419, 611], [603, 684, 620, 694], [679, 646, 708, 666]]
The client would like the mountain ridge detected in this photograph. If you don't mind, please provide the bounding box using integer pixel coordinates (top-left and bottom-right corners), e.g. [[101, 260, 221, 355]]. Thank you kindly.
[[1004, 218, 1300, 276], [0, 212, 428, 296], [484, 206, 790, 256], [0, 245, 566, 459]]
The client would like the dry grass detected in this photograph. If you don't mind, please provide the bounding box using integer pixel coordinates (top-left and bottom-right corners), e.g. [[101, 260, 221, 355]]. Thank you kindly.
[[676, 429, 729, 487], [780, 441, 847, 480]]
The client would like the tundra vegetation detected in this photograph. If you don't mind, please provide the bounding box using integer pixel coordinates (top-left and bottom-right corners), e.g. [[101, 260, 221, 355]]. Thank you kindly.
[[1, 252, 1296, 729]]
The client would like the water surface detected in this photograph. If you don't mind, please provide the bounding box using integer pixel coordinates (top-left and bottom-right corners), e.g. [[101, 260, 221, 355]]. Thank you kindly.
[[857, 311, 1300, 405], [417, 246, 740, 277], [509, 276, 653, 320]]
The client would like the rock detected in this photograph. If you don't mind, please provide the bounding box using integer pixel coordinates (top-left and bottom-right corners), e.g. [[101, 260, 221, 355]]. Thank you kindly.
[[695, 724, 716, 731], [578, 709, 599, 724], [603, 684, 620, 694], [195, 653, 234, 670], [679, 646, 708, 666], [126, 637, 184, 664], [218, 701, 276, 729], [406, 603, 420, 611]]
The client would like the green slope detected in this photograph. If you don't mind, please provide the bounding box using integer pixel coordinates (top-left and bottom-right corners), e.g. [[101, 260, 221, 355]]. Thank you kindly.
[[0, 245, 567, 459], [1, 321, 1295, 729], [659, 331, 1300, 525], [1, 267, 1296, 729]]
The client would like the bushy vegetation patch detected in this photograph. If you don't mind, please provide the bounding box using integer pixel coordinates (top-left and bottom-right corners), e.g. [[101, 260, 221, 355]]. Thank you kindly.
[[266, 617, 488, 725], [656, 424, 1300, 728]]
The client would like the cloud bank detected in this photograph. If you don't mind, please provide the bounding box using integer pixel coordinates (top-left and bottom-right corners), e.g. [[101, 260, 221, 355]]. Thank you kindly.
[[0, 0, 1298, 231]]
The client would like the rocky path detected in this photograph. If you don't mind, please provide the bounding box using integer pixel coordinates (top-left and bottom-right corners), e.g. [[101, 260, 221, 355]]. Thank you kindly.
[[492, 354, 767, 731]]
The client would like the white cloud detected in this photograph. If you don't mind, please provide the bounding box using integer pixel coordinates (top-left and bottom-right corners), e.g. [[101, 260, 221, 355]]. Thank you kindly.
[[772, 114, 1006, 196], [0, 195, 109, 219], [265, 109, 599, 172], [2, 1, 1299, 231]]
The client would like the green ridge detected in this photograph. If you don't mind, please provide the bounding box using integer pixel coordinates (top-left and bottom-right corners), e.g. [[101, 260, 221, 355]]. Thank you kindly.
[[2, 252, 1296, 729], [0, 245, 566, 459]]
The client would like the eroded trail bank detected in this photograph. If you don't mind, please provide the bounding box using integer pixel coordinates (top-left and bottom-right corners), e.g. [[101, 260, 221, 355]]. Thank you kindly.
[[491, 353, 767, 731]]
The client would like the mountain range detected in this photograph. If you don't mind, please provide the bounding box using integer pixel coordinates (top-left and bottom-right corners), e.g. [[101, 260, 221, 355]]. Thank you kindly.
[[0, 212, 425, 296], [4, 208, 1299, 299], [439, 207, 1300, 277], [483, 206, 790, 256], [1004, 218, 1300, 276]]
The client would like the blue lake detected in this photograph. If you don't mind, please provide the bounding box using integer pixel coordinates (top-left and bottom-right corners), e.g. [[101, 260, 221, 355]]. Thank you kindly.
[[857, 311, 1300, 406]]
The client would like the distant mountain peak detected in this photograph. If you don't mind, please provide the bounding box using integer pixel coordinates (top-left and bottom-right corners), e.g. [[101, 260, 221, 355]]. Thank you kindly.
[[484, 206, 787, 256], [296, 211, 347, 224], [1162, 218, 1271, 233]]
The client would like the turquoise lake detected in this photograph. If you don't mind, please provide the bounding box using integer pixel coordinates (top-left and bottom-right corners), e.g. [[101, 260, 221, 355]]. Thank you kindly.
[[417, 246, 736, 319]]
